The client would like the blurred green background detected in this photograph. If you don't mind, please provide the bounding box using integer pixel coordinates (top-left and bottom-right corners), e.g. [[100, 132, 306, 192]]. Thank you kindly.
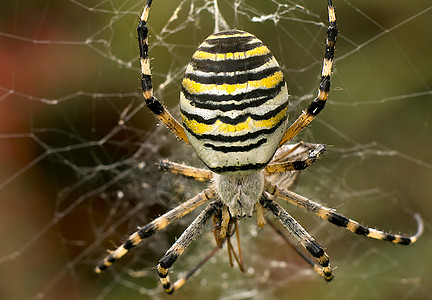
[[0, 0, 431, 299]]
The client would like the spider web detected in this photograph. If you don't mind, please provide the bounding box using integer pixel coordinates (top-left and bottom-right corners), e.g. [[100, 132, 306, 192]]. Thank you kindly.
[[1, 0, 431, 299]]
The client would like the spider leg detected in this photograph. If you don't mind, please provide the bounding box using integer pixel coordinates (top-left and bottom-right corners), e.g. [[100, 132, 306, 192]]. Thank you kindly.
[[265, 144, 326, 175], [271, 142, 306, 163], [279, 0, 337, 146], [95, 188, 214, 273], [174, 221, 245, 293], [269, 184, 423, 245], [260, 194, 333, 281], [157, 160, 213, 182], [138, 0, 189, 144], [266, 217, 326, 278], [157, 200, 223, 294]]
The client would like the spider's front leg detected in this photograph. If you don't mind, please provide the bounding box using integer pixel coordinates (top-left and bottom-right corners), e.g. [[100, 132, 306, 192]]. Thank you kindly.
[[266, 218, 329, 278], [137, 0, 189, 143], [95, 188, 214, 273], [260, 193, 333, 281], [157, 200, 223, 294]]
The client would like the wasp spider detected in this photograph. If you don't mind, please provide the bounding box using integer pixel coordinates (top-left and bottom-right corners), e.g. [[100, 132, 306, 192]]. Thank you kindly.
[[95, 0, 423, 294]]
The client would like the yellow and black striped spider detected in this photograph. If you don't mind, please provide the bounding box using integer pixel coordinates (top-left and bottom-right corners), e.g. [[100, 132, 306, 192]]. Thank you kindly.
[[95, 0, 423, 294]]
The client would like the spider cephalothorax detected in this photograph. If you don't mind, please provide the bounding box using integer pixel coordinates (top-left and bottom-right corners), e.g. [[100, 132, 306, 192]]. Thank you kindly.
[[213, 172, 264, 218]]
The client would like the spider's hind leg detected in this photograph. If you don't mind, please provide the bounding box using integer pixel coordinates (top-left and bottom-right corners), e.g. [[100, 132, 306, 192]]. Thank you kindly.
[[137, 0, 189, 144], [279, 1, 337, 146]]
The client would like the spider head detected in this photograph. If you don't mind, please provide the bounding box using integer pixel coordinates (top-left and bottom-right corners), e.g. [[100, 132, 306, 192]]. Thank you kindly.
[[212, 172, 264, 218]]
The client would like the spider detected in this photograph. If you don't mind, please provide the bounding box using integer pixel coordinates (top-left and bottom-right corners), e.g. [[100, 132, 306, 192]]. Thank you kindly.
[[95, 0, 423, 294]]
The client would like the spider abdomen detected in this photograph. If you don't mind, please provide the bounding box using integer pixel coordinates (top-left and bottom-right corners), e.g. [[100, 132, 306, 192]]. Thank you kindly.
[[180, 30, 289, 174]]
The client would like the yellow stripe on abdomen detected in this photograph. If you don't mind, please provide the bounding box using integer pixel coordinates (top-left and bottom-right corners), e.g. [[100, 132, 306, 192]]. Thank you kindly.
[[182, 106, 288, 135]]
